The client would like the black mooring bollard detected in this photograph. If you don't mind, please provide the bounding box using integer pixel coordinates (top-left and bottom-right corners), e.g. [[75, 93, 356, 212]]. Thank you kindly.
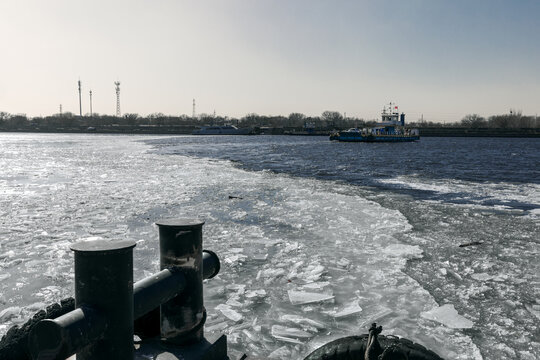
[[133, 250, 220, 320], [156, 218, 206, 345], [70, 239, 136, 360], [28, 306, 107, 359]]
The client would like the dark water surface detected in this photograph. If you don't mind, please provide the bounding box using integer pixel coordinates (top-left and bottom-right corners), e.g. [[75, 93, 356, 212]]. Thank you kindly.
[[149, 136, 539, 208]]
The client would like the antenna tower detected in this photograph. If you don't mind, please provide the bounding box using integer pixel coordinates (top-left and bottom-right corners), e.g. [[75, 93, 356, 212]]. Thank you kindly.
[[59, 104, 62, 116], [115, 81, 121, 117], [89, 90, 93, 118], [78, 79, 82, 117], [192, 99, 196, 118]]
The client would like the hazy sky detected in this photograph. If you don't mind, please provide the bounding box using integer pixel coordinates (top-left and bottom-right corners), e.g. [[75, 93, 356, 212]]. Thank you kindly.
[[1, 0, 539, 122]]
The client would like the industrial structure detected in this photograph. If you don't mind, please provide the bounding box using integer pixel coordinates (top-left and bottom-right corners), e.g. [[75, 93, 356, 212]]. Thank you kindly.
[[115, 81, 121, 117], [78, 80, 82, 117], [89, 90, 93, 118]]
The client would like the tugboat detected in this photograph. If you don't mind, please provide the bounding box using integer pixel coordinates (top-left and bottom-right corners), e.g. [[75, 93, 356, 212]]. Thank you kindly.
[[330, 103, 419, 142]]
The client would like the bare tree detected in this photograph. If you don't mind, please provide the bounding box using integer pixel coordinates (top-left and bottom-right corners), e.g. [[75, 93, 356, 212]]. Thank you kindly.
[[461, 114, 487, 128]]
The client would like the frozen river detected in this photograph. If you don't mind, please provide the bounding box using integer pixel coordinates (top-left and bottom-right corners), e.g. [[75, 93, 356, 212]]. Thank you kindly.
[[0, 133, 538, 359]]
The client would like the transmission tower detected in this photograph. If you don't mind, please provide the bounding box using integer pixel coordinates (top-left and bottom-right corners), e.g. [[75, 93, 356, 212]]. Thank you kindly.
[[78, 79, 82, 117], [89, 90, 93, 118], [114, 81, 121, 117], [192, 98, 196, 118], [59, 104, 62, 116]]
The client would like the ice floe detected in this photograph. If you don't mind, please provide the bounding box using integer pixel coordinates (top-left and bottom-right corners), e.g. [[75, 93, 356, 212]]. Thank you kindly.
[[421, 304, 474, 329]]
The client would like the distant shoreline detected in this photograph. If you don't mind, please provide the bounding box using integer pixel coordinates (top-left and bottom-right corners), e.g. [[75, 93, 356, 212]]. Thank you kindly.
[[1, 127, 539, 138]]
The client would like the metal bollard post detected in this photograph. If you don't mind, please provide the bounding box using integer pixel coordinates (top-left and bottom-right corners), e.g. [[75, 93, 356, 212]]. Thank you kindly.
[[70, 239, 136, 360], [28, 306, 107, 359], [156, 218, 206, 345]]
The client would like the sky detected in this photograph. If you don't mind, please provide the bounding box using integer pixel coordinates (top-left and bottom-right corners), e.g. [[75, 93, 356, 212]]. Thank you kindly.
[[1, 0, 539, 122]]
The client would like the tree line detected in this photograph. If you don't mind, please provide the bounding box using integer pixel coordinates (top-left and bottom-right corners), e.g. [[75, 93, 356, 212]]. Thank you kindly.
[[0, 110, 538, 131]]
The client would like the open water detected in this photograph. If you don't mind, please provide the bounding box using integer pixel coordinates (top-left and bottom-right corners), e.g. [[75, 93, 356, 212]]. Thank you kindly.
[[0, 133, 538, 359]]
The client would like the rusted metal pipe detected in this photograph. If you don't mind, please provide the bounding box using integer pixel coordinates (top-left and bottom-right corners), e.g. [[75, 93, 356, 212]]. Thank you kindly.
[[156, 218, 206, 345]]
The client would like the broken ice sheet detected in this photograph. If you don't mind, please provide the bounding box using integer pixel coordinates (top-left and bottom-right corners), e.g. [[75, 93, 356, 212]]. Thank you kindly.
[[268, 346, 291, 359], [331, 300, 363, 318], [288, 290, 334, 305], [205, 321, 228, 332], [251, 253, 268, 261], [0, 306, 21, 322], [245, 289, 267, 299], [224, 254, 247, 264], [215, 304, 243, 322], [471, 273, 493, 281], [298, 264, 326, 282], [336, 258, 351, 269], [525, 304, 540, 321], [280, 314, 325, 330], [271, 325, 313, 344], [382, 243, 423, 258], [360, 306, 393, 327], [421, 304, 473, 329], [301, 281, 330, 290]]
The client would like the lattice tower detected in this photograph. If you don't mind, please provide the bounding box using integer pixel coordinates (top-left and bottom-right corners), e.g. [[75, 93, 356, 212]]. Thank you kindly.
[[115, 81, 121, 117]]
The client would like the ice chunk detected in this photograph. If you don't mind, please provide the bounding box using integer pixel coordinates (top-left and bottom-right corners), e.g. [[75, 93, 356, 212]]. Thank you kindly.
[[332, 300, 363, 318], [382, 243, 423, 258], [446, 269, 463, 281], [224, 254, 247, 264], [300, 264, 326, 282], [336, 258, 351, 269], [525, 304, 540, 321], [301, 282, 330, 290], [241, 329, 258, 342], [471, 273, 493, 281], [361, 306, 393, 326], [27, 302, 48, 311], [288, 290, 334, 305], [245, 289, 267, 299], [280, 314, 325, 329], [0, 306, 21, 321], [421, 304, 473, 329], [226, 298, 243, 307], [271, 325, 313, 343], [268, 346, 291, 359], [260, 268, 286, 279], [251, 253, 268, 261], [215, 304, 243, 322], [205, 321, 229, 332], [0, 250, 16, 259], [79, 236, 103, 242]]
